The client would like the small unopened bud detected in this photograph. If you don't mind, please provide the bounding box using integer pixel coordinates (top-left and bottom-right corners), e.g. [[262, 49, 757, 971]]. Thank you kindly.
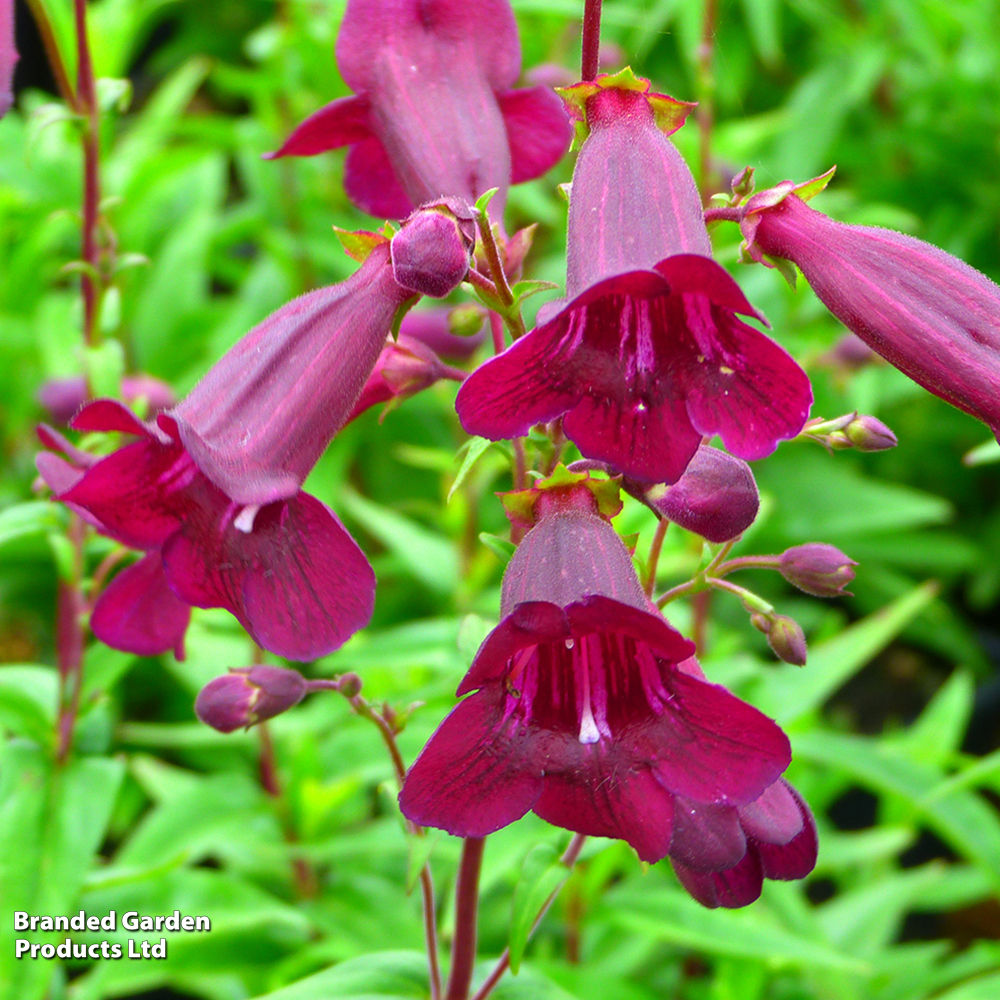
[[629, 446, 759, 543], [751, 613, 807, 666], [843, 414, 897, 452], [338, 672, 363, 698], [391, 203, 476, 298], [195, 666, 307, 733], [779, 543, 857, 597]]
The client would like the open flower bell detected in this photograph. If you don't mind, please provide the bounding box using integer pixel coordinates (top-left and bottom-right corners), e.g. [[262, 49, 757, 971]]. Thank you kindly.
[[456, 73, 812, 484], [50, 400, 375, 662], [400, 472, 814, 904], [266, 0, 571, 219]]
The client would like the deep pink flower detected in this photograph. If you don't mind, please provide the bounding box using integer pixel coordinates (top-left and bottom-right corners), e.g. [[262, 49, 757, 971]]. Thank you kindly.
[[346, 333, 466, 422], [457, 76, 811, 484], [266, 0, 572, 219], [1, 0, 16, 119], [36, 423, 191, 659], [742, 188, 1000, 439], [52, 400, 374, 661], [171, 207, 473, 507], [400, 482, 813, 904]]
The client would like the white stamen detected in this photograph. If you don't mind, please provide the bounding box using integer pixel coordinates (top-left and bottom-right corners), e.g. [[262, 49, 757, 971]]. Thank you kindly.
[[564, 638, 575, 649], [234, 504, 261, 534], [577, 639, 600, 745]]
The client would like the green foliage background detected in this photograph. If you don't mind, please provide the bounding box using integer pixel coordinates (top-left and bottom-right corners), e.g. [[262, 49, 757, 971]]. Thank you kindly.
[[1, 1, 1000, 999]]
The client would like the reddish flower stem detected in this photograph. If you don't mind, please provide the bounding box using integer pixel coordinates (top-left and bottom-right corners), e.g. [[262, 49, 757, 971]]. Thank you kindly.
[[489, 311, 505, 355], [691, 589, 712, 656], [74, 0, 102, 348], [346, 692, 442, 1000], [86, 547, 129, 612], [446, 836, 486, 1000], [644, 519, 669, 596], [714, 554, 782, 575], [581, 0, 604, 81], [697, 0, 718, 204], [24, 0, 76, 105], [469, 833, 587, 1000], [703, 206, 742, 224]]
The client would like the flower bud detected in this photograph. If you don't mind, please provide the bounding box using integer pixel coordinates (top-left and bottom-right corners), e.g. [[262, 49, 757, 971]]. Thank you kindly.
[[842, 414, 897, 453], [752, 613, 807, 666], [195, 666, 307, 733], [779, 543, 857, 597], [628, 446, 759, 542], [391, 204, 476, 298], [338, 672, 362, 698]]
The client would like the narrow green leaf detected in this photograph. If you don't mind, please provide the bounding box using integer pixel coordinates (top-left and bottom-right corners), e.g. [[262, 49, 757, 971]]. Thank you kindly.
[[754, 581, 938, 724], [0, 665, 57, 744], [0, 501, 62, 549], [341, 488, 458, 593], [252, 950, 429, 998], [933, 972, 1000, 1000], [479, 531, 516, 565], [405, 831, 440, 893], [509, 844, 571, 973], [448, 436, 493, 501]]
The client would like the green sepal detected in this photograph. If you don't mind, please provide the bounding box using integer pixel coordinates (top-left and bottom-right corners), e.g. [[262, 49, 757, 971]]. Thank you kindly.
[[475, 187, 500, 216], [479, 532, 516, 565], [332, 226, 388, 263], [511, 279, 560, 306], [501, 464, 623, 529]]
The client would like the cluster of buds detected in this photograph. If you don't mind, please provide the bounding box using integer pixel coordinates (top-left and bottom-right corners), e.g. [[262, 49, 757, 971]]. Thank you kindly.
[[800, 412, 898, 453]]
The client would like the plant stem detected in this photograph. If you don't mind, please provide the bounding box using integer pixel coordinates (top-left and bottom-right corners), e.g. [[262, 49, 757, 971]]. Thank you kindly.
[[581, 0, 603, 81], [714, 554, 781, 575], [346, 692, 441, 1000], [644, 519, 668, 596], [74, 0, 102, 348], [257, 722, 282, 797], [446, 837, 486, 1000], [697, 0, 718, 204], [470, 834, 587, 1000], [488, 310, 505, 354], [691, 589, 711, 656], [24, 0, 76, 105], [703, 206, 742, 224], [475, 210, 513, 308]]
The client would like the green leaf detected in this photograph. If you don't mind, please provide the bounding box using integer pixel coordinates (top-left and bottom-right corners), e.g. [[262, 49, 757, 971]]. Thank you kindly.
[[753, 581, 937, 724], [794, 731, 1000, 893], [509, 844, 571, 973], [341, 488, 458, 593], [479, 532, 516, 565], [251, 950, 430, 998], [405, 831, 440, 893], [0, 746, 124, 1000], [933, 972, 1000, 1000], [605, 885, 869, 973], [448, 436, 494, 501], [739, 0, 781, 64], [0, 664, 57, 743], [457, 614, 495, 665], [0, 501, 63, 549], [890, 667, 974, 765]]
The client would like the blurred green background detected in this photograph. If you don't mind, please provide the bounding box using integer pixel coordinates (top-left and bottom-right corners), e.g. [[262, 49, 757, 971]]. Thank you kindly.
[[1, 1, 999, 999]]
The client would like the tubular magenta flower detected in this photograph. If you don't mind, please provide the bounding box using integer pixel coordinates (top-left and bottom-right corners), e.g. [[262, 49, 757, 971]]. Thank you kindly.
[[171, 205, 474, 507], [400, 476, 814, 904], [266, 0, 572, 219], [51, 400, 375, 662], [457, 74, 812, 484], [741, 181, 1000, 439]]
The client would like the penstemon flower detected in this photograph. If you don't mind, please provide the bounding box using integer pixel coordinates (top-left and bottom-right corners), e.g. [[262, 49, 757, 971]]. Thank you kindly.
[[400, 475, 815, 905], [740, 177, 1000, 439], [266, 0, 572, 219], [48, 400, 375, 661], [457, 72, 812, 484]]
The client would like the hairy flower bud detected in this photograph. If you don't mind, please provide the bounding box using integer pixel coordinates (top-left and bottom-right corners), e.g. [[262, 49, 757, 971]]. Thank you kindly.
[[838, 414, 898, 453], [779, 543, 857, 597], [390, 204, 476, 298], [753, 613, 807, 666], [195, 666, 307, 733], [629, 446, 759, 542]]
